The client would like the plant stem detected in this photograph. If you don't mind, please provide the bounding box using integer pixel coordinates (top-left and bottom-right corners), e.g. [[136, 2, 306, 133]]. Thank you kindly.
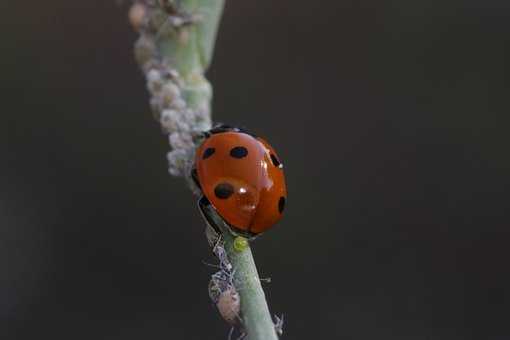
[[223, 232, 279, 340], [131, 1, 280, 339], [205, 204, 279, 340]]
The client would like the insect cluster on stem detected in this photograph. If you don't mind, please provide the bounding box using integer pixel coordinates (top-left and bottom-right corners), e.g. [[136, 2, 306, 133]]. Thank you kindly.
[[129, 0, 212, 177], [208, 241, 245, 339]]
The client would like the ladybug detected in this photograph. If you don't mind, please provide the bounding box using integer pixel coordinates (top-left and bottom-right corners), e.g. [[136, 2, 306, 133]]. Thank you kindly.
[[192, 125, 287, 237]]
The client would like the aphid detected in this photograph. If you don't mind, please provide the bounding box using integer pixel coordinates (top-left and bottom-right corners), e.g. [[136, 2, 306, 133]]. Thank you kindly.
[[216, 287, 241, 325], [192, 125, 287, 237], [208, 243, 241, 327]]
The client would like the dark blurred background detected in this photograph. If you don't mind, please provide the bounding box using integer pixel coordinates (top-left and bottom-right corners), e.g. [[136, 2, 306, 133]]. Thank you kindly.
[[1, 1, 510, 339]]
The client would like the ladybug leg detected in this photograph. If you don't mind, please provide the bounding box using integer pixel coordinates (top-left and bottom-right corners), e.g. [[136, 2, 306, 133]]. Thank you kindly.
[[191, 167, 201, 191], [197, 195, 257, 241], [198, 196, 223, 246]]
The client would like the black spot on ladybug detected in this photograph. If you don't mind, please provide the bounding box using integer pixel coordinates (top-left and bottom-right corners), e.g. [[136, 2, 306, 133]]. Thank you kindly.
[[203, 147, 215, 159], [270, 154, 282, 168], [215, 183, 234, 199], [278, 197, 286, 213], [230, 146, 248, 159]]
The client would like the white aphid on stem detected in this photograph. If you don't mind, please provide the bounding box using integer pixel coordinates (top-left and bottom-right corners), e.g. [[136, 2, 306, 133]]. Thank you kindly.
[[132, 0, 212, 176]]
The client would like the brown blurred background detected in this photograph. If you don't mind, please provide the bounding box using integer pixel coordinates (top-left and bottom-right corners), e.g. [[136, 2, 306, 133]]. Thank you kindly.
[[1, 1, 510, 339]]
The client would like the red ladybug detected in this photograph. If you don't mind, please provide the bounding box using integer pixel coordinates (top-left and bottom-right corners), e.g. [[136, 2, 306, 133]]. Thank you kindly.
[[192, 125, 287, 236]]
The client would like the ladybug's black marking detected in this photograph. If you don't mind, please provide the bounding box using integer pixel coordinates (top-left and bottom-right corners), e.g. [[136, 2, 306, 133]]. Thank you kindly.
[[214, 183, 234, 199], [270, 154, 282, 168], [230, 146, 248, 159], [203, 147, 215, 159], [278, 197, 286, 213]]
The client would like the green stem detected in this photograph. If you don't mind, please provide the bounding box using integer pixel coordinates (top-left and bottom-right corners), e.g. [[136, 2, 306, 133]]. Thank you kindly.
[[223, 233, 279, 340], [155, 0, 225, 113], [204, 205, 279, 340]]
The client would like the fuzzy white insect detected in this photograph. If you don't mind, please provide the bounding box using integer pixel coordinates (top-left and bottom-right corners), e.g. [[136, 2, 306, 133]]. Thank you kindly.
[[208, 242, 246, 337], [216, 287, 241, 325], [131, 0, 212, 177]]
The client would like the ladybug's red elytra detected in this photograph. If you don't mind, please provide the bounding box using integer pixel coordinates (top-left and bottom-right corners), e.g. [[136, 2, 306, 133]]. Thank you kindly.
[[192, 125, 287, 237]]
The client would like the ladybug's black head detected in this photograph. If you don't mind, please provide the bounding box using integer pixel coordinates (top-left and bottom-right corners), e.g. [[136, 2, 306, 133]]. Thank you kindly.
[[206, 124, 258, 138]]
